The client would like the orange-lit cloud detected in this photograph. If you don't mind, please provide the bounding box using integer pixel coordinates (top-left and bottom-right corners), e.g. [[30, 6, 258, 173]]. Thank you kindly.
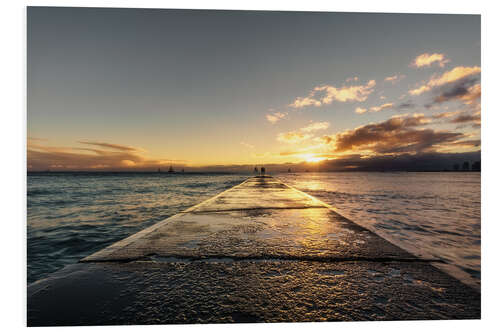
[[277, 131, 313, 144], [301, 121, 330, 132], [277, 112, 479, 166], [277, 121, 330, 144], [432, 110, 462, 119], [290, 79, 376, 108], [27, 140, 186, 171], [355, 103, 393, 114], [412, 53, 450, 68], [369, 102, 394, 113], [76, 141, 144, 152], [266, 111, 287, 124], [409, 66, 481, 96], [384, 74, 406, 83], [240, 142, 255, 149], [428, 66, 480, 87], [288, 96, 322, 108], [320, 114, 467, 155]]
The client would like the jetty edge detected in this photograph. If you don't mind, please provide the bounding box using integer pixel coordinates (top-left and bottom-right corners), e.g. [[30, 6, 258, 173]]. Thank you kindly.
[[27, 176, 480, 326]]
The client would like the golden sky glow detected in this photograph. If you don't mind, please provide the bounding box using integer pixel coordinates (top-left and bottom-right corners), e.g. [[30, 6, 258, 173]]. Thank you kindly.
[[27, 9, 480, 171]]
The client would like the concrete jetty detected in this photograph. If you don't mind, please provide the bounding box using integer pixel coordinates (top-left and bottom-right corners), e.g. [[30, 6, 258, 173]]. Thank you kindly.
[[27, 176, 480, 325]]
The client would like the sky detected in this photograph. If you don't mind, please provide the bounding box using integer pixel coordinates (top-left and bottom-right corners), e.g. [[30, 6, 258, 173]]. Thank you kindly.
[[27, 7, 481, 171]]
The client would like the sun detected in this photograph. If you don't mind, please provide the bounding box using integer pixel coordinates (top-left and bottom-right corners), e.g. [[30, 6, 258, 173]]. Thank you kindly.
[[300, 153, 327, 163], [306, 156, 326, 163]]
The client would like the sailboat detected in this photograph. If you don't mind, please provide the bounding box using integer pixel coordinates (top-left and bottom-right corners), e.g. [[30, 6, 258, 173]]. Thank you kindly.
[[168, 165, 174, 173]]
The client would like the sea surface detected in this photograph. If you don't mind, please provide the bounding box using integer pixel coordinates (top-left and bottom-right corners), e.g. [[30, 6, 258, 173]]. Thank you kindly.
[[277, 172, 481, 288], [27, 172, 248, 283], [27, 172, 480, 288]]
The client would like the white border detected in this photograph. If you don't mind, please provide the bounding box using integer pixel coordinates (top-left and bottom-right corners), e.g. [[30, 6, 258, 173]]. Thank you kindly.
[[2, 0, 499, 332]]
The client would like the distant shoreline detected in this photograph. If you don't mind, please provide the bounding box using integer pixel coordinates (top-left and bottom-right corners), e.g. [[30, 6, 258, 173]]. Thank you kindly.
[[27, 170, 481, 175]]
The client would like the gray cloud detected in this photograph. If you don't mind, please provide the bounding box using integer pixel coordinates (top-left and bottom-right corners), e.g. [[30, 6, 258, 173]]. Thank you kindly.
[[396, 101, 416, 110], [432, 77, 480, 105], [451, 113, 481, 124]]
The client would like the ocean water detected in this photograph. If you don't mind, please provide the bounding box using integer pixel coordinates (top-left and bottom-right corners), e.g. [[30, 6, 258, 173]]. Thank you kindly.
[[27, 172, 248, 283], [27, 172, 480, 288], [277, 172, 481, 288]]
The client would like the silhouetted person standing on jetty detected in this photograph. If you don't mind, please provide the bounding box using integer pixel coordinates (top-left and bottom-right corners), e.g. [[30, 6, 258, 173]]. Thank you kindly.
[[261, 167, 265, 175]]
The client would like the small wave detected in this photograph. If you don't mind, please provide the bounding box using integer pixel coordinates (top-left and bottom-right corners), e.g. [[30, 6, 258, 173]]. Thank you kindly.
[[27, 189, 56, 196]]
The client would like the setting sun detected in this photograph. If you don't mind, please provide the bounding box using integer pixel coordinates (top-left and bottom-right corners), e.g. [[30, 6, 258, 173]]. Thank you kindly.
[[302, 154, 327, 163]]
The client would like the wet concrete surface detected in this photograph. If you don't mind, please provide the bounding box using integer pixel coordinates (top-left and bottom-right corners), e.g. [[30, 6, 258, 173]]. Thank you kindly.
[[27, 176, 480, 325]]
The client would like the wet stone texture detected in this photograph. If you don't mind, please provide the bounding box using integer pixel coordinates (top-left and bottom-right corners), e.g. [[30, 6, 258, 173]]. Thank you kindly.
[[28, 176, 480, 325], [28, 261, 480, 326]]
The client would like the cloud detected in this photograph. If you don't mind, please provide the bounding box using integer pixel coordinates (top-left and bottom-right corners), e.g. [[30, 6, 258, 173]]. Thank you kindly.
[[396, 101, 416, 110], [427, 66, 481, 87], [27, 140, 185, 171], [277, 121, 330, 144], [240, 142, 255, 149], [321, 114, 467, 155], [77, 141, 143, 152], [459, 83, 481, 105], [432, 110, 461, 119], [289, 97, 322, 108], [412, 53, 450, 68], [451, 113, 481, 124], [409, 85, 432, 96], [290, 79, 376, 108], [277, 131, 313, 144], [369, 102, 394, 113], [356, 103, 393, 114], [384, 74, 406, 83], [447, 139, 481, 148], [409, 66, 481, 96], [301, 121, 330, 132], [433, 81, 481, 105], [266, 111, 287, 124]]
